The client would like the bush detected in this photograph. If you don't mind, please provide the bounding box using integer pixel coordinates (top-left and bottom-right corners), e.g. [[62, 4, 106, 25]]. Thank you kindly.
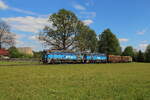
[[8, 47, 33, 58]]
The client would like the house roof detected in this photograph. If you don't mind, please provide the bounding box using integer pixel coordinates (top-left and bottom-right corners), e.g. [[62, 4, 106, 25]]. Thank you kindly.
[[0, 49, 9, 56]]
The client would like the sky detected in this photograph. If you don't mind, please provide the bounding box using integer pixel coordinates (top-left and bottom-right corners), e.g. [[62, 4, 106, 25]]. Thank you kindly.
[[0, 0, 150, 51]]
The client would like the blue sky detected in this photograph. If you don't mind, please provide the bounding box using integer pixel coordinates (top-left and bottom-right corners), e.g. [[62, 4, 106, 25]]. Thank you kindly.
[[0, 0, 150, 51]]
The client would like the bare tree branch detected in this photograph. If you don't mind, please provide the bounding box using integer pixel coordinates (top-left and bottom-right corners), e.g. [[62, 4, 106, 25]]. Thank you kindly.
[[0, 20, 15, 49]]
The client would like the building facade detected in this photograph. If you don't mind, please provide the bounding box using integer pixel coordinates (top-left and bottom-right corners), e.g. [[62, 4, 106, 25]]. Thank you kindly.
[[17, 47, 33, 55]]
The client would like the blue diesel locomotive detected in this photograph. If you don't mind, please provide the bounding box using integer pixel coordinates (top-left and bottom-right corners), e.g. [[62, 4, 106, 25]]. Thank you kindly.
[[42, 51, 107, 64]]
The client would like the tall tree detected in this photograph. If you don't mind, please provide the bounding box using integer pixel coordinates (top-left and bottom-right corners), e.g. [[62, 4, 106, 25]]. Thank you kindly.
[[0, 20, 15, 49], [137, 50, 144, 62], [39, 9, 79, 51], [145, 44, 150, 62], [98, 29, 121, 55], [86, 29, 97, 53], [75, 24, 97, 52], [122, 46, 134, 57], [122, 46, 137, 61]]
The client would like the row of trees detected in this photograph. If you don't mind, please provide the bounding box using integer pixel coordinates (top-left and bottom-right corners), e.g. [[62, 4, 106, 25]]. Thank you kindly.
[[39, 9, 121, 54], [38, 9, 123, 55], [122, 46, 150, 62], [0, 9, 150, 62], [39, 9, 150, 62]]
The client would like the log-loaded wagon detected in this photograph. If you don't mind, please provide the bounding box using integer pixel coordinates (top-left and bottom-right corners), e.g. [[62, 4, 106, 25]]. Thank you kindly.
[[108, 55, 132, 63]]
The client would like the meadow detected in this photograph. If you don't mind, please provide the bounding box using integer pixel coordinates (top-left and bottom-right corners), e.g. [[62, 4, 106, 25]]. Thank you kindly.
[[0, 61, 40, 65], [0, 62, 150, 100]]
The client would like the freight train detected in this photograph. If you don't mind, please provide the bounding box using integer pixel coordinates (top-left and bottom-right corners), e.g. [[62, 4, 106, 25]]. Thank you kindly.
[[42, 50, 132, 64]]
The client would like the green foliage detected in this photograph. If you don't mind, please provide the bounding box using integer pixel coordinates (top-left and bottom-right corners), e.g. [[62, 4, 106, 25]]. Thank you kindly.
[[8, 47, 33, 58], [0, 63, 150, 100], [122, 46, 137, 61], [40, 9, 79, 50], [75, 24, 97, 52], [137, 50, 144, 62], [8, 46, 22, 58], [86, 29, 97, 53], [98, 29, 121, 55], [145, 44, 150, 62], [122, 46, 138, 61], [21, 53, 33, 58], [137, 50, 145, 62], [39, 9, 98, 53], [33, 51, 43, 58], [122, 46, 135, 57]]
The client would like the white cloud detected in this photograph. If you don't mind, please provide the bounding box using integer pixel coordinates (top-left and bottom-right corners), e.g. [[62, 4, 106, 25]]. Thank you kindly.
[[16, 40, 24, 45], [10, 7, 39, 16], [13, 32, 42, 50], [16, 41, 43, 51], [15, 34, 44, 51], [119, 38, 129, 42], [137, 29, 147, 35], [73, 4, 86, 10], [15, 34, 25, 40], [141, 40, 148, 43], [83, 19, 93, 25], [139, 43, 148, 51], [29, 35, 39, 41], [15, 34, 27, 47], [0, 0, 8, 9], [2, 16, 51, 33], [0, 0, 40, 15], [80, 11, 96, 19], [29, 36, 37, 40]]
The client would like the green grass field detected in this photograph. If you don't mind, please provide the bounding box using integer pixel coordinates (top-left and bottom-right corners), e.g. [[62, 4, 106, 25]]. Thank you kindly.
[[0, 61, 40, 65], [0, 63, 150, 100]]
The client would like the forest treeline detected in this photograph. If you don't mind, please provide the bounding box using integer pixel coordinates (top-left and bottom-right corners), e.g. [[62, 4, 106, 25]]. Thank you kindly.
[[0, 9, 150, 62]]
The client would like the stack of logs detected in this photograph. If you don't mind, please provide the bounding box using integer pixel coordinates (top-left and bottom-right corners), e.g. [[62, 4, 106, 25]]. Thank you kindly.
[[108, 55, 132, 63]]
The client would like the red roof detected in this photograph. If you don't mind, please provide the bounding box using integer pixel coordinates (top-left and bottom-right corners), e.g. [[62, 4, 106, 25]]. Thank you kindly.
[[0, 49, 9, 56]]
